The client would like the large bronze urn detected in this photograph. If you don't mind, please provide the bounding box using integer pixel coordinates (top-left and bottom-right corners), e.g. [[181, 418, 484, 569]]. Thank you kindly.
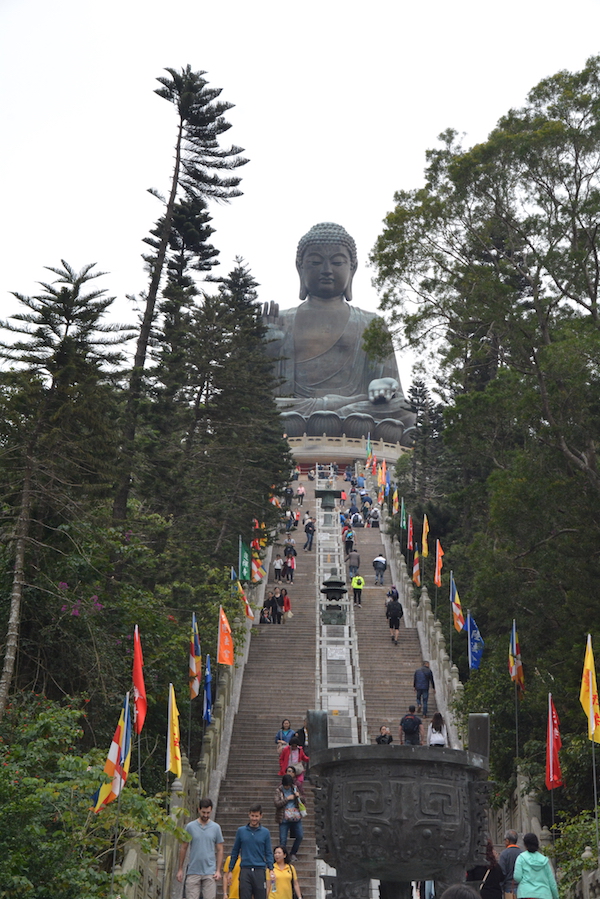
[[310, 733, 491, 898]]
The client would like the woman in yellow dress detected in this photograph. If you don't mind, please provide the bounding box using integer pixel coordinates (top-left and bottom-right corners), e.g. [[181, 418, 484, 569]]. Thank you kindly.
[[270, 846, 302, 899]]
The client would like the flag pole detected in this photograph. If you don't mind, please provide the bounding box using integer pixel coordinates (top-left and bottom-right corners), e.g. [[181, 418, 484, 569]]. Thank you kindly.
[[514, 677, 519, 760], [137, 734, 142, 791], [548, 695, 555, 836], [188, 697, 192, 761], [467, 612, 472, 669], [109, 786, 124, 898], [449, 572, 453, 661], [434, 585, 438, 619], [590, 664, 600, 856]]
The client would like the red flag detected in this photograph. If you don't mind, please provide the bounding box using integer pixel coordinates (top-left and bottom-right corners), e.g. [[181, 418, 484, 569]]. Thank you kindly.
[[217, 606, 234, 665], [407, 515, 414, 551], [545, 693, 563, 790], [412, 548, 421, 586], [434, 539, 444, 587], [132, 625, 147, 735]]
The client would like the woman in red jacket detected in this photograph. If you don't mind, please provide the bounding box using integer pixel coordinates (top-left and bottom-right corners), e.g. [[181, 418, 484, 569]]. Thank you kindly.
[[279, 737, 309, 795]]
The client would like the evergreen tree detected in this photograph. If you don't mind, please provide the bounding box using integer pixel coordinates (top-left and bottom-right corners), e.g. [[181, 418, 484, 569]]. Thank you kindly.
[[0, 263, 127, 719], [113, 66, 247, 521]]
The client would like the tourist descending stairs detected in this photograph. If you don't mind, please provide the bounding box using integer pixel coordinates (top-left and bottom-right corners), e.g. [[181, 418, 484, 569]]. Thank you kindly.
[[345, 521, 439, 744], [216, 475, 319, 899]]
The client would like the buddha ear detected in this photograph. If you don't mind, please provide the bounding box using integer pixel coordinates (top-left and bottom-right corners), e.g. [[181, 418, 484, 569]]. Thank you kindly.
[[345, 264, 357, 302], [297, 263, 308, 300]]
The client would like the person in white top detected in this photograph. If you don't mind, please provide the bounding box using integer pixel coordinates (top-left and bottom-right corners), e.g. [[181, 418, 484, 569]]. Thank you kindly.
[[427, 712, 448, 747]]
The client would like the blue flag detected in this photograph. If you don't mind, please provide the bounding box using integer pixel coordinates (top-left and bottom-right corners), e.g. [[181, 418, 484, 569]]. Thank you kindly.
[[203, 654, 212, 724], [467, 614, 485, 670]]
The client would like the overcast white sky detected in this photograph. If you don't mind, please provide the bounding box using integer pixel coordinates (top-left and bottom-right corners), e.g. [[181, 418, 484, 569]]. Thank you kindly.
[[2, 0, 600, 389]]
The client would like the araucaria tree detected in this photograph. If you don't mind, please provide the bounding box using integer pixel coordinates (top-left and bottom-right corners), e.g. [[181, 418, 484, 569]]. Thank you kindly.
[[113, 66, 247, 521], [371, 55, 600, 805], [0, 262, 127, 720]]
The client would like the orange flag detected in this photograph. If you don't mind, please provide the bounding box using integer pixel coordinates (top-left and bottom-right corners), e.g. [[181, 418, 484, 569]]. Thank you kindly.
[[217, 606, 234, 666], [434, 539, 444, 587], [422, 514, 430, 558]]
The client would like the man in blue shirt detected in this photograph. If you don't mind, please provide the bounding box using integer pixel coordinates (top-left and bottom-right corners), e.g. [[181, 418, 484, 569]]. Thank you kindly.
[[176, 798, 224, 899], [229, 804, 274, 899]]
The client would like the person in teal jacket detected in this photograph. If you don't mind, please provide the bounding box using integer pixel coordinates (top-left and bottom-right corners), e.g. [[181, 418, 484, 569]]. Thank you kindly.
[[513, 833, 558, 899]]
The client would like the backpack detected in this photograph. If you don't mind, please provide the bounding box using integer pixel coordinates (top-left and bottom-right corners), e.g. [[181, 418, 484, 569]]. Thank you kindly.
[[401, 714, 420, 735]]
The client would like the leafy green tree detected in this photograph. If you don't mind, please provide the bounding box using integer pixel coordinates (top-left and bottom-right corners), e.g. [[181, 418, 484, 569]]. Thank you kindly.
[[372, 56, 600, 810], [0, 694, 182, 899]]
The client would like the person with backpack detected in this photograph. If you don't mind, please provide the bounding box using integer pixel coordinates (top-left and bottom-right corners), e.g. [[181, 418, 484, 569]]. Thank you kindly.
[[386, 597, 404, 645], [351, 573, 365, 607], [399, 705, 424, 745]]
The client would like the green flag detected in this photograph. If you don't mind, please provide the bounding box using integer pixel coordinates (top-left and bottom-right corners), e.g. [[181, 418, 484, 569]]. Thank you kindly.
[[239, 539, 251, 581], [400, 497, 407, 530]]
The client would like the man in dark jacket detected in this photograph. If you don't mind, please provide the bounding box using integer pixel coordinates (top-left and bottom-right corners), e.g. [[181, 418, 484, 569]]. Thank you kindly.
[[386, 598, 404, 645], [499, 830, 522, 899], [413, 661, 435, 717], [303, 517, 316, 551]]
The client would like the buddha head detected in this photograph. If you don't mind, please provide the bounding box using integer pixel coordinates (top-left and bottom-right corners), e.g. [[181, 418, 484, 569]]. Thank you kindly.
[[296, 222, 358, 302]]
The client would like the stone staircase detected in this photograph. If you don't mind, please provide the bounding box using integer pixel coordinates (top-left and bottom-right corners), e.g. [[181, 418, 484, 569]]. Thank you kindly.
[[214, 476, 438, 899], [348, 523, 438, 744], [216, 478, 319, 898]]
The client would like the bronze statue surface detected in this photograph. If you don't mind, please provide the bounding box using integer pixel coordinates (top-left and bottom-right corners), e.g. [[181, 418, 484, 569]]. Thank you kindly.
[[263, 222, 415, 445]]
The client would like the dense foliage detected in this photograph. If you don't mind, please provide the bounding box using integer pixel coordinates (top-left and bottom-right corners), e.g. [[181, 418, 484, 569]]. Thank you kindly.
[[374, 56, 600, 817]]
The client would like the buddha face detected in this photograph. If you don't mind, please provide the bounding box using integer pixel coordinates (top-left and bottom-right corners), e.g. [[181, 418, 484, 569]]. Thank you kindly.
[[300, 242, 353, 300]]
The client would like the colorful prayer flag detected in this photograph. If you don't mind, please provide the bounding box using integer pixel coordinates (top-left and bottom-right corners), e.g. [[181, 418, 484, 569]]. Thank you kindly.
[[434, 539, 444, 587], [392, 488, 399, 515], [217, 606, 234, 666], [203, 655, 212, 724], [189, 613, 202, 699], [467, 614, 484, 670], [400, 497, 407, 529], [449, 572, 465, 632], [366, 433, 372, 466], [371, 455, 377, 476], [508, 620, 525, 694], [545, 693, 563, 790], [93, 693, 132, 812], [412, 548, 421, 586], [236, 579, 255, 620], [407, 515, 413, 551], [422, 514, 430, 558], [132, 625, 147, 734], [580, 634, 600, 742], [166, 683, 182, 778]]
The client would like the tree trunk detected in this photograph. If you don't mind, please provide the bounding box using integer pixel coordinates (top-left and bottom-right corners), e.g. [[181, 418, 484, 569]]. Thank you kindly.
[[0, 457, 32, 721], [113, 118, 185, 522]]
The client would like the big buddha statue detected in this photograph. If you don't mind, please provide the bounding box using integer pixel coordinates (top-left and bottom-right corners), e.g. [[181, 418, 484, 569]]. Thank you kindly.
[[262, 222, 415, 445]]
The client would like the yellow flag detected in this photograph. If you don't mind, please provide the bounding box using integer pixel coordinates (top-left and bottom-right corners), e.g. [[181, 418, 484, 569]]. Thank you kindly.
[[166, 683, 182, 777], [422, 514, 430, 558], [580, 634, 600, 743]]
